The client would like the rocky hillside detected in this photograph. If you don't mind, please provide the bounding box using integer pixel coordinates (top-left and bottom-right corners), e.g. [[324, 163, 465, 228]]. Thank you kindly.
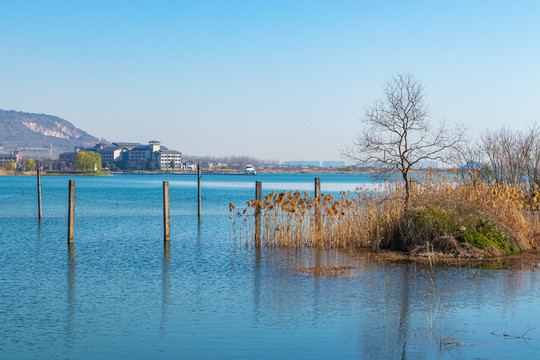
[[0, 109, 99, 157]]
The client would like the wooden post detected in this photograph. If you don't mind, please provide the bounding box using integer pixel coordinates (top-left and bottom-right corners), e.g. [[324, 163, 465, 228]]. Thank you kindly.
[[37, 169, 42, 221], [197, 164, 201, 218], [67, 180, 75, 243], [255, 181, 262, 202], [163, 181, 170, 242], [314, 177, 321, 239], [314, 177, 320, 198], [255, 181, 262, 245]]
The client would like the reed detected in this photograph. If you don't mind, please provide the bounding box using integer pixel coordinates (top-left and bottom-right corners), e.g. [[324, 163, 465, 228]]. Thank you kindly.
[[230, 172, 540, 256]]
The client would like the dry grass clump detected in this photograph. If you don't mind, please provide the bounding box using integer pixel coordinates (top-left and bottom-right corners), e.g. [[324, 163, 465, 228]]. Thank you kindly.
[[230, 172, 540, 256], [296, 265, 355, 277]]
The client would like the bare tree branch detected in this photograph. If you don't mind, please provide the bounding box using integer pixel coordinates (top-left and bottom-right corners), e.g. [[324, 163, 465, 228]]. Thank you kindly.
[[342, 73, 465, 206]]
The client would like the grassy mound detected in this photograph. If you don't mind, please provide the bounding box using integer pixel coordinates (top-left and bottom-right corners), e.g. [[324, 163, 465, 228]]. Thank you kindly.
[[393, 200, 520, 258]]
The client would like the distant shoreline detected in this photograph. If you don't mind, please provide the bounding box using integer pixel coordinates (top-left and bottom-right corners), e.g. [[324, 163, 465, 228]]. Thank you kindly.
[[0, 168, 442, 176], [0, 169, 111, 176]]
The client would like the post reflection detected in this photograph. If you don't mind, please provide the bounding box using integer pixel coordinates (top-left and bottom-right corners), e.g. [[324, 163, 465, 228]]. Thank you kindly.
[[312, 248, 322, 326], [253, 245, 262, 323], [194, 217, 204, 326], [161, 241, 170, 334], [36, 220, 43, 256], [67, 244, 76, 343]]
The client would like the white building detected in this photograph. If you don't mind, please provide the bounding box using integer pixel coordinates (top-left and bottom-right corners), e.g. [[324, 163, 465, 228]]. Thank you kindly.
[[183, 161, 197, 171], [155, 150, 182, 170], [97, 146, 125, 163]]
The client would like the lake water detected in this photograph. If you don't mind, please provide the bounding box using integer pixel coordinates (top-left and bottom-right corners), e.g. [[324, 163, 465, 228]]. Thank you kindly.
[[0, 173, 539, 359]]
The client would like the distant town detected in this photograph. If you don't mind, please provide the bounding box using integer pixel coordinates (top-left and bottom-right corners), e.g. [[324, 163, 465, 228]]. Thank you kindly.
[[0, 109, 348, 173], [0, 140, 346, 172]]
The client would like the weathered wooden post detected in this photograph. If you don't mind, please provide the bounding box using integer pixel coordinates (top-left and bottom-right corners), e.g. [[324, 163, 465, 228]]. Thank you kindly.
[[37, 169, 42, 221], [163, 181, 170, 242], [255, 181, 262, 246], [314, 177, 321, 239], [314, 177, 320, 198], [67, 180, 75, 243], [197, 164, 201, 218]]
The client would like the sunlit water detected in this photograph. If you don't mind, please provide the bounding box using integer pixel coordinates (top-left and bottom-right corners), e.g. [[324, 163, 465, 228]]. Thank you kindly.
[[0, 174, 539, 359]]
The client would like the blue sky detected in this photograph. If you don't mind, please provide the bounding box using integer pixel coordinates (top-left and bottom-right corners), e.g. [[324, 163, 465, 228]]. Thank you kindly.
[[1, 0, 539, 161]]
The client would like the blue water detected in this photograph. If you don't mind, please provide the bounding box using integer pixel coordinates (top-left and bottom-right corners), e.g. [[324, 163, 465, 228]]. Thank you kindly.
[[0, 174, 539, 359]]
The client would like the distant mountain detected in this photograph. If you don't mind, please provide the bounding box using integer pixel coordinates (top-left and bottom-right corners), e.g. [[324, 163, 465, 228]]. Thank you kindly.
[[0, 109, 99, 157]]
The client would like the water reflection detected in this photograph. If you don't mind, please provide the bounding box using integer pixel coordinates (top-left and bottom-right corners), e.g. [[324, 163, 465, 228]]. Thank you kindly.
[[194, 218, 204, 328], [66, 244, 76, 344], [249, 248, 365, 329], [253, 246, 262, 324], [161, 241, 170, 334], [37, 219, 42, 236], [36, 219, 43, 257], [312, 249, 321, 326], [396, 266, 411, 359]]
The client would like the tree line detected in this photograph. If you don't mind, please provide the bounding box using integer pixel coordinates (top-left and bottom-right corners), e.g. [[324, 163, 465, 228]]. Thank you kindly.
[[453, 127, 540, 191]]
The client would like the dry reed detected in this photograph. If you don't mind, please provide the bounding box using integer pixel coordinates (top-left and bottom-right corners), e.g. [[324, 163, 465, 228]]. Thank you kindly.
[[230, 172, 540, 253]]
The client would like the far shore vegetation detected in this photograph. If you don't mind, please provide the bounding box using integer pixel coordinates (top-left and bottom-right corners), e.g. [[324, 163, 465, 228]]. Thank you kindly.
[[0, 150, 108, 176], [0, 168, 112, 176]]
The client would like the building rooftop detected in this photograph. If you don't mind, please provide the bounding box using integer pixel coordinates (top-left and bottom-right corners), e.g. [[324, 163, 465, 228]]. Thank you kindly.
[[99, 145, 123, 151], [112, 142, 142, 147], [157, 149, 182, 155]]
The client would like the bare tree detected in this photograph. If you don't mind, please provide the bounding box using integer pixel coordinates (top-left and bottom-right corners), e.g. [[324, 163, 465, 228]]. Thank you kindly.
[[344, 73, 464, 206], [481, 125, 540, 192], [449, 136, 490, 185], [524, 125, 540, 192], [481, 127, 531, 186]]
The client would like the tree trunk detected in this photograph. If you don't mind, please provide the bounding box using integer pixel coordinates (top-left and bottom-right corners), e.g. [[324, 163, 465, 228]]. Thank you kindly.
[[402, 171, 410, 210]]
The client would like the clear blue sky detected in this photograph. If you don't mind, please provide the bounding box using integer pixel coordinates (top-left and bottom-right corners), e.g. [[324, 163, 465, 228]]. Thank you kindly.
[[1, 0, 539, 161]]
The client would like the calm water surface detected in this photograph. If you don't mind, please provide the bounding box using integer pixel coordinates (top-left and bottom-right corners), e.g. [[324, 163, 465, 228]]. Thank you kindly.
[[0, 174, 539, 359]]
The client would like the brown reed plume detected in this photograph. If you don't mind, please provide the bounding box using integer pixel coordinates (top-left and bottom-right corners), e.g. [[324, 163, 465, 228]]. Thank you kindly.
[[229, 172, 540, 254]]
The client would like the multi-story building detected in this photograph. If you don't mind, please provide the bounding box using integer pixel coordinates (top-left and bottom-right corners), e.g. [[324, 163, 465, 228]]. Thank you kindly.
[[127, 145, 151, 162], [58, 140, 183, 171], [97, 146, 125, 163], [155, 150, 182, 170], [0, 151, 22, 164]]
